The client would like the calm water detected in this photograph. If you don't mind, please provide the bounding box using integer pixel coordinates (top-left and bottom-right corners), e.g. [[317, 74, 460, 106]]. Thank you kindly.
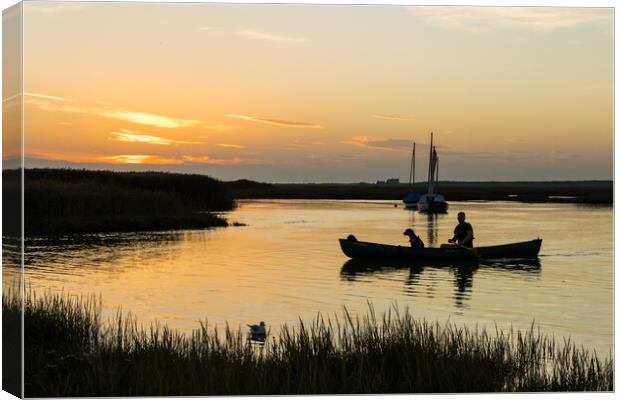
[[5, 200, 613, 354]]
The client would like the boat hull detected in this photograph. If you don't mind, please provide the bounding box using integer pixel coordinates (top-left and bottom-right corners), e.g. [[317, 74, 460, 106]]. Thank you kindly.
[[403, 202, 418, 210], [402, 192, 420, 209], [417, 201, 448, 213], [339, 238, 542, 261], [417, 194, 448, 213]]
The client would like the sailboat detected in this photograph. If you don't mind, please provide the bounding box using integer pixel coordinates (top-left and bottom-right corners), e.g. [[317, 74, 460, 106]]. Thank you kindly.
[[417, 132, 448, 213], [402, 142, 420, 209]]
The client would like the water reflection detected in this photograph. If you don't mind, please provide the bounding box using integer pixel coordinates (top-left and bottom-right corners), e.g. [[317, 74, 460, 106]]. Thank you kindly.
[[453, 266, 476, 309], [405, 208, 440, 247], [340, 258, 541, 308], [8, 231, 210, 293], [426, 213, 439, 247]]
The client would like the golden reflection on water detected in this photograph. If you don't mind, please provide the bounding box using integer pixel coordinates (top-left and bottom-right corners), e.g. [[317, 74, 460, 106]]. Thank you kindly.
[[7, 200, 613, 354]]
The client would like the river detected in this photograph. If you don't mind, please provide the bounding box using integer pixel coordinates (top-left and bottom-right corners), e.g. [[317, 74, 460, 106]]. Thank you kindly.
[[4, 200, 613, 354]]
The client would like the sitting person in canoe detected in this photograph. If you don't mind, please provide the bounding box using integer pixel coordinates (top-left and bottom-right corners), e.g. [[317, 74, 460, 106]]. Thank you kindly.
[[443, 211, 474, 248], [403, 228, 424, 248]]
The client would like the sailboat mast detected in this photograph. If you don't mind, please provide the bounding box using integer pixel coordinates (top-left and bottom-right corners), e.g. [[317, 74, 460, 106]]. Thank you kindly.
[[412, 142, 416, 187], [408, 142, 414, 187], [435, 149, 439, 188], [428, 132, 434, 195]]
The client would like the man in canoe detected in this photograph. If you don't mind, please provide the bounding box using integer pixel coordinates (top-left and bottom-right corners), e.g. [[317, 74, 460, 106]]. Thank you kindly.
[[447, 211, 474, 248], [403, 228, 425, 248]]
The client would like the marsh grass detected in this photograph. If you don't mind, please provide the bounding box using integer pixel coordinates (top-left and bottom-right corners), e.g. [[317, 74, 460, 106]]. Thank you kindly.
[[4, 290, 612, 396], [3, 168, 235, 235]]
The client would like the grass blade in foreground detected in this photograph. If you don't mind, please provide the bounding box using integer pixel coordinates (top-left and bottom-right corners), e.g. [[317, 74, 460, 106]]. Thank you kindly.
[[5, 290, 612, 396]]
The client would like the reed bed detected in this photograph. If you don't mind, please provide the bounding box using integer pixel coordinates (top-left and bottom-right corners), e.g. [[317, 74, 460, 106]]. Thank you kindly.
[[3, 290, 612, 396], [3, 168, 235, 235]]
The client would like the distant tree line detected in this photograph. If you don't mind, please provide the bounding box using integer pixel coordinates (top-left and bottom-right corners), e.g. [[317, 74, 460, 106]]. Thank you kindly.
[[226, 181, 612, 204]]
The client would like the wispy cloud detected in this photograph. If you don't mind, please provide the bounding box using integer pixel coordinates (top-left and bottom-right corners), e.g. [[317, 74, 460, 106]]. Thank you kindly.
[[341, 136, 412, 152], [2, 93, 21, 104], [26, 148, 273, 166], [24, 92, 72, 101], [100, 155, 184, 165], [4, 92, 72, 104], [372, 114, 416, 121], [109, 129, 202, 145], [100, 111, 199, 129], [182, 155, 273, 165], [409, 7, 611, 32], [225, 114, 323, 129], [26, 96, 201, 129], [217, 143, 246, 149], [237, 30, 307, 43]]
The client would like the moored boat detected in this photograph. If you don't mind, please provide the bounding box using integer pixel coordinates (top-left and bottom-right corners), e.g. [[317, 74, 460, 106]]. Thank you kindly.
[[418, 132, 448, 213], [339, 238, 542, 261], [417, 193, 448, 213], [402, 141, 421, 209]]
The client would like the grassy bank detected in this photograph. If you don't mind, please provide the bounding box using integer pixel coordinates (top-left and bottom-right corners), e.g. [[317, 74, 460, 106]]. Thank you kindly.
[[228, 180, 612, 204], [3, 169, 235, 235], [5, 290, 612, 396]]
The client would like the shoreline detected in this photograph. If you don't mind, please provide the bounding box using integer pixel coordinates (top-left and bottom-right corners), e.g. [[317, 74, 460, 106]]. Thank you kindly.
[[228, 181, 612, 204], [24, 213, 230, 236]]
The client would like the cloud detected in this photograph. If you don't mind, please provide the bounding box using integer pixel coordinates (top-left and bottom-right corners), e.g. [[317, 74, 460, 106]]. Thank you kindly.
[[409, 7, 611, 32], [372, 114, 416, 121], [100, 111, 199, 129], [237, 30, 307, 43], [24, 92, 72, 101], [26, 96, 201, 129], [225, 114, 323, 129], [285, 140, 328, 149], [26, 148, 272, 166], [341, 136, 412, 152], [217, 143, 246, 149], [2, 92, 73, 103], [2, 93, 21, 104], [182, 155, 273, 165], [99, 155, 184, 165], [109, 129, 202, 145]]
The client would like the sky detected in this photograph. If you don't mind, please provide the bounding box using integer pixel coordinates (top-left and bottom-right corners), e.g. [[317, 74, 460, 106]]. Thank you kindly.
[[11, 2, 614, 182]]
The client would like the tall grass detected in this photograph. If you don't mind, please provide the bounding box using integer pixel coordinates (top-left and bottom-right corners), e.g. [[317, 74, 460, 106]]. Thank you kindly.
[[4, 290, 612, 396], [3, 168, 235, 235]]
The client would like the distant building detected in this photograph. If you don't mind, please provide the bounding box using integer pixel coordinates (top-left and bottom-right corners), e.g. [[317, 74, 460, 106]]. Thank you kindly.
[[376, 178, 400, 185]]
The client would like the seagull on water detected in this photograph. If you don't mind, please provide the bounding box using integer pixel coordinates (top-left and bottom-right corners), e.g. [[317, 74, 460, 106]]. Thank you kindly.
[[248, 321, 266, 336]]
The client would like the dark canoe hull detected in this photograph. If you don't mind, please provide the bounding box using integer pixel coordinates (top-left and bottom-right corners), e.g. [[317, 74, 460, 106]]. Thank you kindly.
[[339, 238, 542, 261]]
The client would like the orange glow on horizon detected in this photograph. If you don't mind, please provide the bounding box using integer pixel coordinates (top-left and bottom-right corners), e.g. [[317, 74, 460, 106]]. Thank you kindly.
[[19, 3, 612, 181]]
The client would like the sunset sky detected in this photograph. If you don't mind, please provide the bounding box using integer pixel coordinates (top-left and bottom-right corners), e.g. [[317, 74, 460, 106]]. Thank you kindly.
[[17, 2, 613, 182]]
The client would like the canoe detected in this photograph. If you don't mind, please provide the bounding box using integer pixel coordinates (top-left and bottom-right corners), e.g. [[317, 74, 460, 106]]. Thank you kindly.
[[339, 238, 542, 261]]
